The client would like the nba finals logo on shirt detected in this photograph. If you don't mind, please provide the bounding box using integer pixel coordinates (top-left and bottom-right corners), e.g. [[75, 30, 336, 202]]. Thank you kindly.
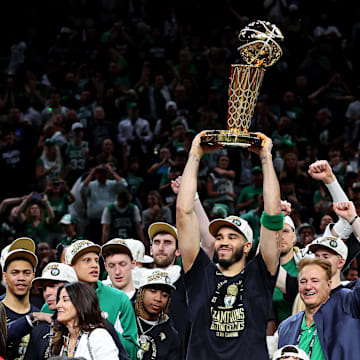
[[224, 284, 238, 307], [210, 280, 245, 338]]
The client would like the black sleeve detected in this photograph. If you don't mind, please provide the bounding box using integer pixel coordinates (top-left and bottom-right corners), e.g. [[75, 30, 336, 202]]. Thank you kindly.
[[7, 316, 32, 341], [167, 327, 181, 360], [284, 273, 299, 303], [344, 234, 360, 270]]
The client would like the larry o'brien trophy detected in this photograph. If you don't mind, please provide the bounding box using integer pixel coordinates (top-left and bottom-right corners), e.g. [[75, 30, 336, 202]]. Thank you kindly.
[[201, 21, 284, 148]]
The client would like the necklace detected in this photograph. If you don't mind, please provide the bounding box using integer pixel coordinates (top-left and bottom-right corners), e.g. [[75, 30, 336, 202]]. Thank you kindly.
[[136, 316, 159, 344]]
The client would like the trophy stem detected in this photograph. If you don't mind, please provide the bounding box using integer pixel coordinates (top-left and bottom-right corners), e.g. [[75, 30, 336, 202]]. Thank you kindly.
[[227, 65, 266, 132]]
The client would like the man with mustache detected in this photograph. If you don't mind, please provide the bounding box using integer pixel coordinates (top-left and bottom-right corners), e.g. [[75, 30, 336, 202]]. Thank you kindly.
[[177, 131, 283, 359]]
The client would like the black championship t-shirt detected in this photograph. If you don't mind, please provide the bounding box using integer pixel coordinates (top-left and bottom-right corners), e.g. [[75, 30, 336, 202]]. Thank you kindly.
[[4, 303, 39, 360], [184, 249, 277, 360]]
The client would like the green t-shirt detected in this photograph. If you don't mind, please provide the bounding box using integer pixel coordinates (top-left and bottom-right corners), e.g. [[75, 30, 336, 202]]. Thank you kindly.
[[273, 257, 298, 325], [298, 315, 326, 360], [237, 185, 263, 210]]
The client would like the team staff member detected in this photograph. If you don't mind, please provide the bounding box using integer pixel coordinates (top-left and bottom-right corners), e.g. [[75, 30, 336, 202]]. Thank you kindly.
[[135, 268, 180, 360], [177, 131, 283, 359], [278, 257, 360, 360], [40, 239, 139, 360]]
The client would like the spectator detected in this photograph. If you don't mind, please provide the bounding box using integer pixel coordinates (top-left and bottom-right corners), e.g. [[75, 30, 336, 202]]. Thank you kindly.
[[16, 193, 55, 245], [236, 166, 263, 214], [95, 138, 119, 173], [64, 122, 89, 188], [45, 178, 76, 246], [80, 163, 127, 245], [88, 106, 116, 155], [40, 90, 68, 126], [35, 139, 63, 190], [117, 102, 153, 157], [142, 190, 173, 231], [296, 223, 315, 248], [204, 154, 236, 214], [59, 214, 84, 246], [101, 188, 144, 245]]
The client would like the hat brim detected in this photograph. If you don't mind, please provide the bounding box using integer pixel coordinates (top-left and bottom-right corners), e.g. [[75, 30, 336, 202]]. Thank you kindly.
[[10, 237, 36, 253], [142, 282, 176, 291], [138, 255, 154, 264], [308, 243, 345, 259], [101, 243, 133, 260], [32, 276, 69, 288], [208, 219, 248, 240], [71, 245, 101, 265], [148, 223, 178, 242], [5, 250, 38, 270]]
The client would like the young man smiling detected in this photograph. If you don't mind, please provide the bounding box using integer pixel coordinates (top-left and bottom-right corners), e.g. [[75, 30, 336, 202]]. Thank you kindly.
[[1, 238, 38, 360], [177, 131, 283, 359]]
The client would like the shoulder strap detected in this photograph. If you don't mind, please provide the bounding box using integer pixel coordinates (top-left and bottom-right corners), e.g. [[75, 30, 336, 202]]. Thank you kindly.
[[86, 332, 96, 360]]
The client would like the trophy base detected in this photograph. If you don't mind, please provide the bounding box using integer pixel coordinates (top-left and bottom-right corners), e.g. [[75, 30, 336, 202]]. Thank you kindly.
[[200, 130, 263, 148]]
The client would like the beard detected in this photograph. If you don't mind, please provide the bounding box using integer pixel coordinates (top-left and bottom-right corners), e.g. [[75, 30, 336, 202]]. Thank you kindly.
[[216, 245, 245, 269], [154, 253, 175, 268]]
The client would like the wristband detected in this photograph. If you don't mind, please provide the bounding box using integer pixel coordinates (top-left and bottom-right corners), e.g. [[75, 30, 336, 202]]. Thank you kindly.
[[260, 211, 284, 230], [350, 215, 359, 225]]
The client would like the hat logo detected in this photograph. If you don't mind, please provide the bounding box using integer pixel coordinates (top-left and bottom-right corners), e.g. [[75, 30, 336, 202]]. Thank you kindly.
[[51, 268, 60, 276], [71, 240, 91, 255], [232, 219, 241, 227], [330, 240, 338, 248], [165, 276, 171, 284]]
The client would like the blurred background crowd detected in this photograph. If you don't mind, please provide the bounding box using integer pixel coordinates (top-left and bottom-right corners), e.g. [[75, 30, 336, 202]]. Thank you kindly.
[[1, 0, 360, 283]]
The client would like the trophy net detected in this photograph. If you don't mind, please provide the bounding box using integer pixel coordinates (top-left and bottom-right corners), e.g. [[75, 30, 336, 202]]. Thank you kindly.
[[227, 64, 265, 133]]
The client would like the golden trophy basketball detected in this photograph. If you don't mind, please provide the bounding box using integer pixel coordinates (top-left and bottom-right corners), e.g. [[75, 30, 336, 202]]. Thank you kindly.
[[201, 21, 284, 148]]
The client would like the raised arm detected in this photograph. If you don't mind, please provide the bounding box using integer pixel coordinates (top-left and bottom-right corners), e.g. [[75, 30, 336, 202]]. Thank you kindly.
[[176, 132, 221, 273], [255, 134, 282, 275], [172, 176, 216, 259], [308, 160, 352, 238], [333, 201, 360, 240]]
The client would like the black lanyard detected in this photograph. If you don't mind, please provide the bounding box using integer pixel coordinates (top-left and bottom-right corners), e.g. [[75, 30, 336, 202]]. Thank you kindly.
[[296, 326, 317, 358], [64, 330, 84, 358]]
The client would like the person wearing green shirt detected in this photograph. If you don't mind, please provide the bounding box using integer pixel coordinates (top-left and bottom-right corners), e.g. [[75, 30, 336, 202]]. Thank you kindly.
[[273, 215, 299, 325], [236, 166, 263, 213], [41, 240, 139, 359]]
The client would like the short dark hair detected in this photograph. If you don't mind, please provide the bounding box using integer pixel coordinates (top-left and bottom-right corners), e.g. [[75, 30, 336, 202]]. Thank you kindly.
[[4, 257, 35, 273]]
